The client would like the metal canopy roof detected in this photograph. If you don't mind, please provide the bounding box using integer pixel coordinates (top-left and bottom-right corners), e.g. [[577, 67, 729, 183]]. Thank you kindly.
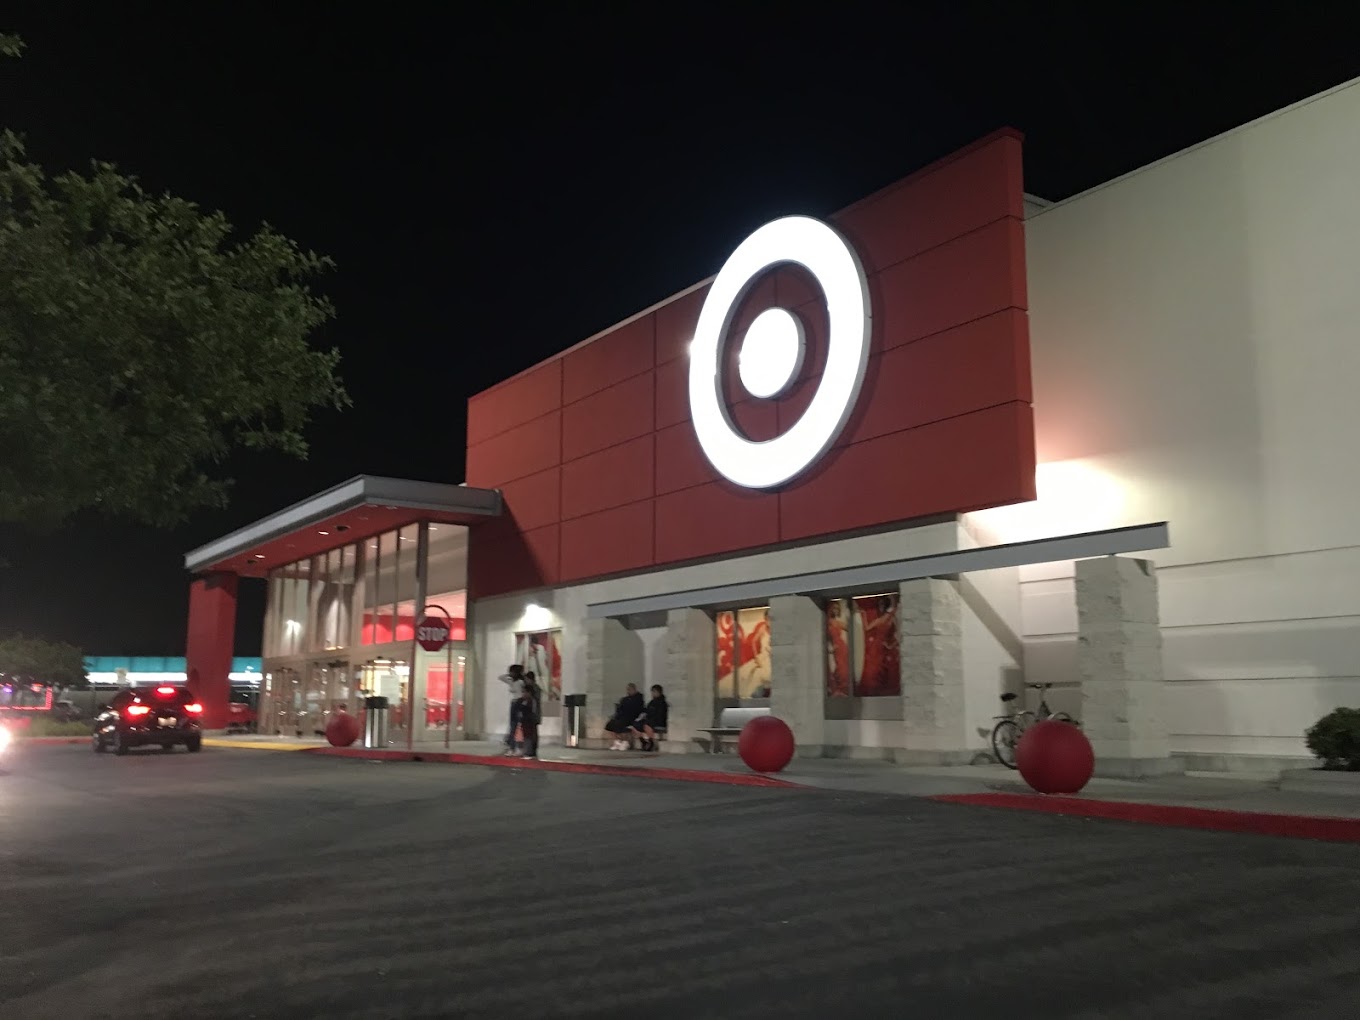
[[183, 475, 501, 577]]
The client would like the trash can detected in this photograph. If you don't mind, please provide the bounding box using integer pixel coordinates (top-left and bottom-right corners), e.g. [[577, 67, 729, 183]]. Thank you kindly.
[[363, 696, 389, 749], [563, 694, 586, 748]]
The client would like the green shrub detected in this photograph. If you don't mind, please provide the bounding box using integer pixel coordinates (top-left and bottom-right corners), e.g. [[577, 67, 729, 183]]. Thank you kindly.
[[1305, 708, 1360, 771], [19, 717, 92, 738]]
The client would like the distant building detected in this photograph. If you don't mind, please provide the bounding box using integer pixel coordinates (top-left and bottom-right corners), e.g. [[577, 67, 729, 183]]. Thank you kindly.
[[84, 656, 262, 689]]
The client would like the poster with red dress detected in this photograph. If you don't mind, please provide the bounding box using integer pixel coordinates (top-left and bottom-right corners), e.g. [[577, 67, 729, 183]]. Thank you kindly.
[[853, 594, 900, 696], [824, 594, 900, 697], [826, 600, 852, 697], [516, 630, 563, 700]]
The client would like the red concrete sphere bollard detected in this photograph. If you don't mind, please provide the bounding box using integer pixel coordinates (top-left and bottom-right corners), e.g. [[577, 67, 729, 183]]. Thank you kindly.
[[1016, 719, 1095, 795], [325, 710, 360, 748], [738, 715, 796, 774]]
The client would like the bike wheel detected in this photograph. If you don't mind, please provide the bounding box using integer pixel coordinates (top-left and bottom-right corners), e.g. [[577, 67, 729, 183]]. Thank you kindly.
[[991, 719, 1021, 769]]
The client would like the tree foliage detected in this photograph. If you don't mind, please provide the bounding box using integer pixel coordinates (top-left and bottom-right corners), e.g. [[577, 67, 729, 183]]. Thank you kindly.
[[0, 632, 87, 687], [0, 35, 348, 528]]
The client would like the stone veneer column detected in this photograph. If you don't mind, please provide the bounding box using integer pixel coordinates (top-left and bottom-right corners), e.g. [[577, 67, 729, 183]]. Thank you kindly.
[[898, 577, 971, 765], [1077, 556, 1177, 777], [584, 617, 644, 747], [661, 608, 715, 753], [768, 595, 825, 757]]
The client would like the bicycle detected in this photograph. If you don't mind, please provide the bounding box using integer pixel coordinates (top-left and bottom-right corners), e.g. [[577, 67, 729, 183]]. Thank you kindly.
[[990, 682, 1077, 769]]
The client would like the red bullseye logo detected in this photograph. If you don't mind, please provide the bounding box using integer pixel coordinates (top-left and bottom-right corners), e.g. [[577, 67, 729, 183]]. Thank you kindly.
[[688, 216, 872, 489]]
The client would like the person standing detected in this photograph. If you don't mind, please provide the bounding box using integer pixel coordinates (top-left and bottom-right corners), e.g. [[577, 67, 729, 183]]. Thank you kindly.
[[499, 664, 526, 756], [518, 680, 541, 760]]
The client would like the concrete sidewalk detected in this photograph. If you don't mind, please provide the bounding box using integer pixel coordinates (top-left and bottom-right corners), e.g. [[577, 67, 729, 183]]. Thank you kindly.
[[203, 732, 1360, 822]]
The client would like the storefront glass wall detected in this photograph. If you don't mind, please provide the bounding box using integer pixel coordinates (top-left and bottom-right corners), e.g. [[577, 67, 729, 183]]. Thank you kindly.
[[260, 521, 470, 743]]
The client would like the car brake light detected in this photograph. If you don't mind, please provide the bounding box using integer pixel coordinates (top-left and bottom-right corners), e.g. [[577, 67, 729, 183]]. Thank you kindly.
[[126, 704, 151, 717], [156, 686, 176, 695], [184, 703, 203, 714]]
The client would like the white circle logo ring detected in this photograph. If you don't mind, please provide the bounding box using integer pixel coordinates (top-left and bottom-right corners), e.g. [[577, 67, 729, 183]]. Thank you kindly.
[[688, 215, 872, 489]]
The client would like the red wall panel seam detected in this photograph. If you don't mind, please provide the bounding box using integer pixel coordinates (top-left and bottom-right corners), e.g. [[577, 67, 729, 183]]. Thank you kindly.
[[851, 212, 1023, 285], [560, 413, 667, 465], [466, 405, 565, 454], [561, 363, 656, 409]]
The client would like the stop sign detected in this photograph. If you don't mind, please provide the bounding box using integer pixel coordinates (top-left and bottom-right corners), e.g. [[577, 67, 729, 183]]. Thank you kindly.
[[416, 615, 450, 652]]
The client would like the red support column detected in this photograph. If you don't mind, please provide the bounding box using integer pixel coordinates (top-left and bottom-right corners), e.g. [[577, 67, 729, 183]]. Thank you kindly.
[[185, 572, 238, 730]]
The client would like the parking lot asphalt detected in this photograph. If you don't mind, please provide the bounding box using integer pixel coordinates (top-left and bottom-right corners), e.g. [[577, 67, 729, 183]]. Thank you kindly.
[[2, 744, 1359, 1019]]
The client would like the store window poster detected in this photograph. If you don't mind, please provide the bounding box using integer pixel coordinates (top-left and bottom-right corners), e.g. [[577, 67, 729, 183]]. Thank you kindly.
[[825, 594, 900, 697], [516, 630, 562, 700], [715, 608, 773, 700]]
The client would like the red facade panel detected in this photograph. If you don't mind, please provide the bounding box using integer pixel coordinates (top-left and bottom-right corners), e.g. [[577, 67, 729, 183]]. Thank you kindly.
[[654, 482, 780, 565], [561, 372, 654, 462], [465, 130, 1035, 598], [560, 435, 655, 521], [499, 467, 562, 532], [468, 521, 560, 597], [653, 421, 720, 496], [559, 502, 654, 580], [871, 217, 1028, 354], [466, 361, 562, 447], [562, 315, 655, 405], [836, 131, 1024, 273], [465, 410, 562, 489], [845, 309, 1034, 446], [779, 402, 1037, 542]]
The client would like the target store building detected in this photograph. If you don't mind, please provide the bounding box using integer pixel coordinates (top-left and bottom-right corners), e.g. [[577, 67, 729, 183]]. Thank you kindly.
[[185, 79, 1360, 775]]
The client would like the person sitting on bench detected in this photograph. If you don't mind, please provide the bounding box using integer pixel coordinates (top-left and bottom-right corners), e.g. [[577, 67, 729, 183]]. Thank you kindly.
[[605, 683, 645, 751], [630, 684, 669, 752]]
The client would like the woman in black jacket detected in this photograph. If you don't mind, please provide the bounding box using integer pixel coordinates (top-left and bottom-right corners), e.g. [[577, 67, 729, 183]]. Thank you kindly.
[[631, 685, 669, 752]]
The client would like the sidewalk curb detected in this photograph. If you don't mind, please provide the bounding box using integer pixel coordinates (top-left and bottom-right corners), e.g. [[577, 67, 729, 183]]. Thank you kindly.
[[303, 746, 801, 789], [17, 737, 90, 746], [931, 791, 1360, 844], [203, 738, 312, 752]]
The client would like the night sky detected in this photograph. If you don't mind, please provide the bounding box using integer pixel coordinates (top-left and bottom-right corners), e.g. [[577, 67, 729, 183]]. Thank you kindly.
[[2, 6, 1357, 656]]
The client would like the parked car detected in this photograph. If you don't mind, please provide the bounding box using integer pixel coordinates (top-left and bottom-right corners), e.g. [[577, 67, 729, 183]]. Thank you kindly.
[[226, 687, 259, 733], [92, 686, 204, 755]]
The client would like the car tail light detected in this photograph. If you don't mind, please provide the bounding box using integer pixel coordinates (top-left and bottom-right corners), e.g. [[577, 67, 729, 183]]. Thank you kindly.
[[184, 703, 203, 714], [156, 686, 176, 696], [126, 704, 151, 717]]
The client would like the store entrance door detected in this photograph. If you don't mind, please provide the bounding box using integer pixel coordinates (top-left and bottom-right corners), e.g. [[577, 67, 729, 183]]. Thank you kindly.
[[272, 667, 302, 735], [420, 647, 467, 742], [359, 658, 409, 747], [301, 660, 353, 738]]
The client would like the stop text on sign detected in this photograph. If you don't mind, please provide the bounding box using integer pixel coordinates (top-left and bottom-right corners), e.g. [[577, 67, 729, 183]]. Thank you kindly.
[[416, 617, 450, 652]]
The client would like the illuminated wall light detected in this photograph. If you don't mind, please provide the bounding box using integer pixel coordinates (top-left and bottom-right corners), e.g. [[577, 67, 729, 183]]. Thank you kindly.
[[969, 460, 1129, 543], [522, 602, 553, 630]]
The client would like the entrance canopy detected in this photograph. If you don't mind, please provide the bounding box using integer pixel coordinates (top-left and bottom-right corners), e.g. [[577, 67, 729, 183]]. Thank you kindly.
[[183, 475, 502, 578]]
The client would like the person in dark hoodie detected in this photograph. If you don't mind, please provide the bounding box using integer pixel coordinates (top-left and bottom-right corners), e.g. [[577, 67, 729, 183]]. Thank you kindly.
[[517, 683, 540, 759], [630, 684, 669, 752], [604, 683, 645, 751]]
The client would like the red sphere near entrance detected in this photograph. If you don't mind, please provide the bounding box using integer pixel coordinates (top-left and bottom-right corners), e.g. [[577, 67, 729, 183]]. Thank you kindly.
[[1016, 720, 1095, 794], [325, 710, 360, 748], [738, 715, 796, 774]]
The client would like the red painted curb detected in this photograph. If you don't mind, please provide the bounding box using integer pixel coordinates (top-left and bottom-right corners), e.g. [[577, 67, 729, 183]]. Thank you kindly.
[[931, 791, 1360, 844], [303, 746, 799, 789]]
